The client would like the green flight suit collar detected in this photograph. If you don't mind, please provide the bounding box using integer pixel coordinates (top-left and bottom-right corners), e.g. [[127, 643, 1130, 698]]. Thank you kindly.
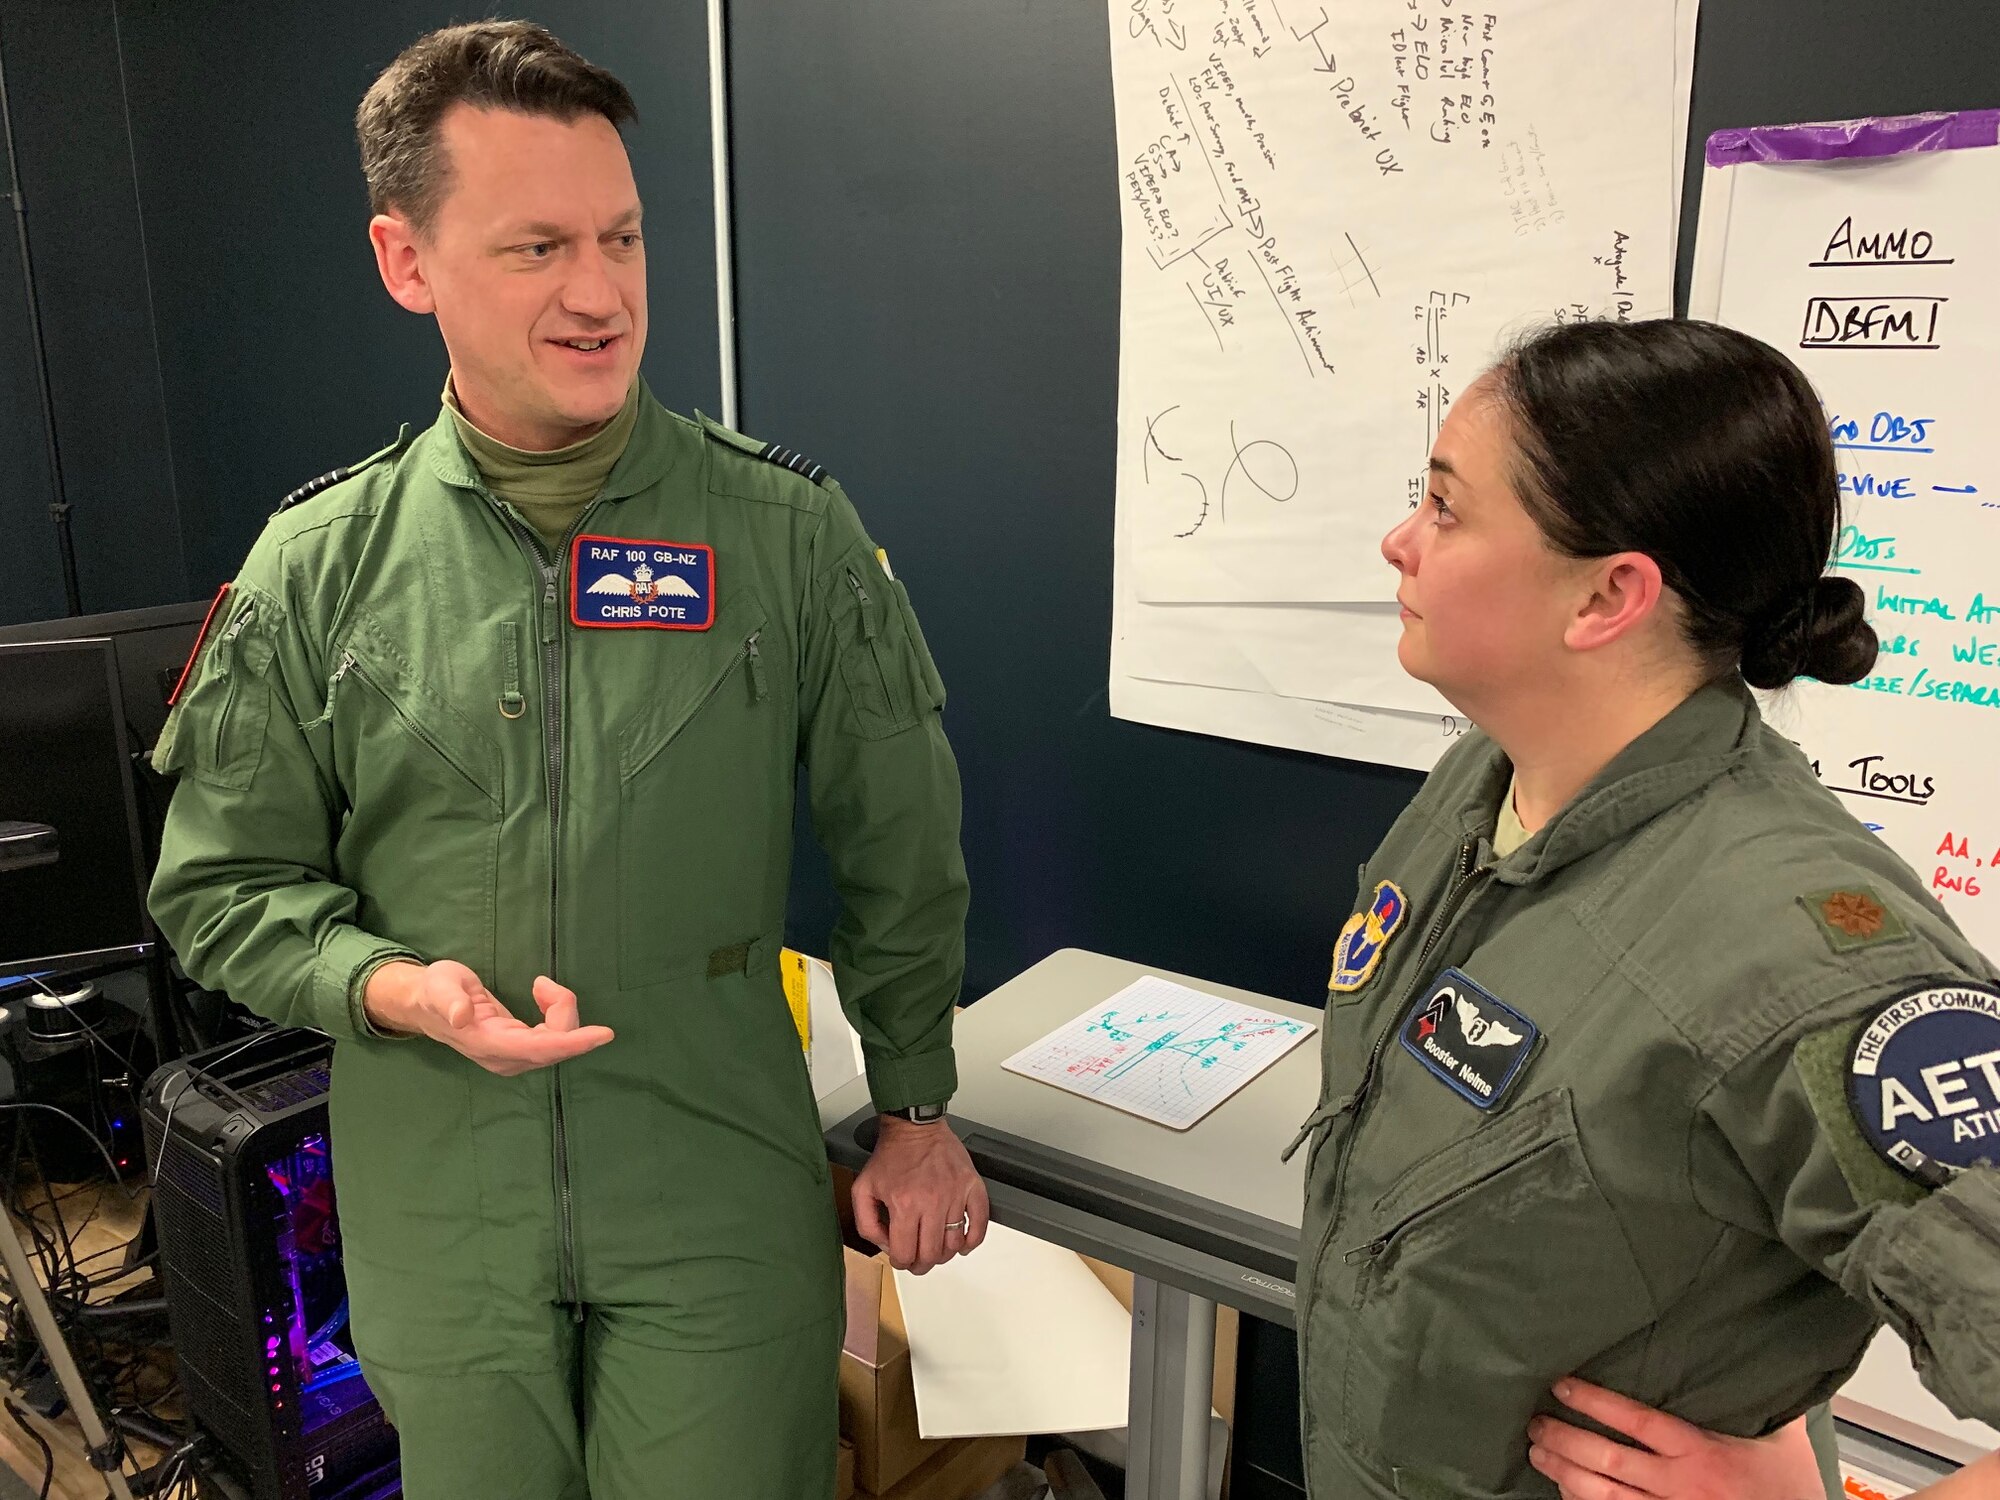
[[1444, 677, 1761, 887], [422, 375, 688, 503]]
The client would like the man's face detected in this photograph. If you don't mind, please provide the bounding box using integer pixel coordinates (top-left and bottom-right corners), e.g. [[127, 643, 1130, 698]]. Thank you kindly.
[[376, 104, 646, 450]]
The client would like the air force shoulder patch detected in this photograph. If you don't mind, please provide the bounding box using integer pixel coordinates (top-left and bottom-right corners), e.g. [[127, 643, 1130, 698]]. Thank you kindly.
[[1400, 968, 1540, 1111], [1330, 881, 1408, 994]]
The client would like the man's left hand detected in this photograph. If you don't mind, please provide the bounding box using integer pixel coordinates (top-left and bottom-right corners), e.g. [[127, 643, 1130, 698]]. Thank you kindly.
[[852, 1116, 990, 1274]]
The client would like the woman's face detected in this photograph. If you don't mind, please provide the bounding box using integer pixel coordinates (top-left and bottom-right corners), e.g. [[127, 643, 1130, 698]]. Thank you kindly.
[[1381, 381, 1584, 710]]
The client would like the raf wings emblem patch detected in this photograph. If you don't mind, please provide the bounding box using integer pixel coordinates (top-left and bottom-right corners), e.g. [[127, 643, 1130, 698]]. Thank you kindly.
[[571, 534, 716, 631]]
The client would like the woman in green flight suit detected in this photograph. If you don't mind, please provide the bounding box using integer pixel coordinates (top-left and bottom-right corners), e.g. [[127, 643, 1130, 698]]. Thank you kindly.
[[1290, 319, 2000, 1500]]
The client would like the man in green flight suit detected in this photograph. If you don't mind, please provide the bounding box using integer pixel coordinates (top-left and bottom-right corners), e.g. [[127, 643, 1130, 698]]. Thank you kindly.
[[147, 22, 987, 1499]]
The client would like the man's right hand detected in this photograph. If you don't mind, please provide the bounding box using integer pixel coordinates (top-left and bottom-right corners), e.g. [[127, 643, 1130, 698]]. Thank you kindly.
[[362, 960, 614, 1076]]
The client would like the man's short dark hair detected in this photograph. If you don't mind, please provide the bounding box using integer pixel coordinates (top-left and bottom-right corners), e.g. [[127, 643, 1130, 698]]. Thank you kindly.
[[356, 20, 637, 235]]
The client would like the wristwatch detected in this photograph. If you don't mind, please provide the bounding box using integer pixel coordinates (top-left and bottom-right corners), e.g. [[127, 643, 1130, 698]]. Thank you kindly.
[[893, 1101, 950, 1125]]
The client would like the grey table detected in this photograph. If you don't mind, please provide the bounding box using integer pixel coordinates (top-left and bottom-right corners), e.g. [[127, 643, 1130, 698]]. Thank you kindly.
[[820, 949, 1318, 1500]]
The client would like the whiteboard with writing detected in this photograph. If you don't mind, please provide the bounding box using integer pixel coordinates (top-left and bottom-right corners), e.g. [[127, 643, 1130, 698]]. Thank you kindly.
[[1692, 113, 2000, 1463], [1692, 116, 2000, 965]]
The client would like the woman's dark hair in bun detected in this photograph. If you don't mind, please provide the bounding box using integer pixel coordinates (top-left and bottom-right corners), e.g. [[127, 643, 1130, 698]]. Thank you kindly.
[[1489, 318, 1878, 689]]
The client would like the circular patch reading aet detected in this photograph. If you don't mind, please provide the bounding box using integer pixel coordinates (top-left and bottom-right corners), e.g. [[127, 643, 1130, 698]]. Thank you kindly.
[[1846, 983, 2000, 1186]]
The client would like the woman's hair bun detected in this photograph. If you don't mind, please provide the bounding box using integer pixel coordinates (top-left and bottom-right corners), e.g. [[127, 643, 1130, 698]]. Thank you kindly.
[[1741, 575, 1877, 690]]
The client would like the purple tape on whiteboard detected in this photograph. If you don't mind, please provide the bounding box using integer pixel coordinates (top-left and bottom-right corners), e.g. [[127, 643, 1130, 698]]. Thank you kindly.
[[1706, 111, 2000, 169]]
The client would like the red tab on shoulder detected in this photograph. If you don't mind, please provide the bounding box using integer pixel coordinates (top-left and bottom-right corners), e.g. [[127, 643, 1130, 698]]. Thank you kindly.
[[168, 583, 233, 707]]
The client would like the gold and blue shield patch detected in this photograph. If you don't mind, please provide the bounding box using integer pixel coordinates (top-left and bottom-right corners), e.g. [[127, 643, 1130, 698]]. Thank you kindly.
[[1329, 880, 1408, 993]]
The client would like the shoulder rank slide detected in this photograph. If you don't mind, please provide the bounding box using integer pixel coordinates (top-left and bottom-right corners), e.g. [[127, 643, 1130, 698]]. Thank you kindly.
[[696, 411, 832, 488], [757, 442, 828, 486], [274, 425, 413, 513]]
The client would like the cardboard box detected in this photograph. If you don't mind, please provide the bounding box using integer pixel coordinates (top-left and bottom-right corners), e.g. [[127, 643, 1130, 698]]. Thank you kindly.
[[837, 1438, 857, 1500], [866, 1435, 1028, 1500], [842, 1245, 949, 1493]]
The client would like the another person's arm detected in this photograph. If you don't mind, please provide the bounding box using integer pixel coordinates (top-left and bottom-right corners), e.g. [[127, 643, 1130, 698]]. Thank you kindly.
[[149, 557, 608, 1073], [796, 486, 984, 1273]]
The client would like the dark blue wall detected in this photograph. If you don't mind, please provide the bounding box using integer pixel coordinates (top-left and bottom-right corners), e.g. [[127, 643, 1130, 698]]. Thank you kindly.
[[4, 5, 1999, 1493]]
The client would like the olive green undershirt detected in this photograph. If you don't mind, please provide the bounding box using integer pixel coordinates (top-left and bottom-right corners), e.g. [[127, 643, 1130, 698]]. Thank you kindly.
[[444, 376, 641, 551]]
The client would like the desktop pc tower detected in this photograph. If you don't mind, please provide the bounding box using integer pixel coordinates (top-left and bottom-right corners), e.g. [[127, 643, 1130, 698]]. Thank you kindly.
[[142, 1030, 398, 1500]]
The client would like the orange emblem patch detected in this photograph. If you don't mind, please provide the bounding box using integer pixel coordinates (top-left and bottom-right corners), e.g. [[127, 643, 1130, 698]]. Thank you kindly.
[[1822, 891, 1885, 938]]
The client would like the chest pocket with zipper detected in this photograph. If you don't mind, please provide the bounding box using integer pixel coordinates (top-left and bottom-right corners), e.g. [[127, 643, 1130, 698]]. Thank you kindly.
[[1332, 1087, 1655, 1493], [616, 591, 777, 987], [325, 610, 504, 980]]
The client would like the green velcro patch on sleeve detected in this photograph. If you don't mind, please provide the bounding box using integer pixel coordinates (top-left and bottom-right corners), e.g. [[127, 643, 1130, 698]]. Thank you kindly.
[[707, 942, 751, 979], [1793, 1018, 1926, 1209], [1799, 886, 1911, 955]]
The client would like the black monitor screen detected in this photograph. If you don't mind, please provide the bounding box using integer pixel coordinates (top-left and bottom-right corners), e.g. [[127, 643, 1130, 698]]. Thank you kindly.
[[0, 599, 209, 759], [0, 639, 151, 976]]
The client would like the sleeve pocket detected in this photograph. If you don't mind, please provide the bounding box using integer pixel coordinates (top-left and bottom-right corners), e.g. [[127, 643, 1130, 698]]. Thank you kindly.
[[169, 590, 279, 791], [832, 550, 932, 740]]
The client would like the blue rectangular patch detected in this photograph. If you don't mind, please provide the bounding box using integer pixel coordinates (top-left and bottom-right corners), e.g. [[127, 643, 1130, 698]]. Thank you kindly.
[[571, 534, 715, 631], [1399, 968, 1540, 1111]]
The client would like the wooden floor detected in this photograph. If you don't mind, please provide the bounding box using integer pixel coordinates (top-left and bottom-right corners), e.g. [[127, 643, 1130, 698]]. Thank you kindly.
[[0, 1173, 173, 1499]]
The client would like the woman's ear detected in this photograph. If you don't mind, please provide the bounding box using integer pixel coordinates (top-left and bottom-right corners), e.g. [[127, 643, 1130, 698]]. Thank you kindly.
[[1564, 551, 1667, 654]]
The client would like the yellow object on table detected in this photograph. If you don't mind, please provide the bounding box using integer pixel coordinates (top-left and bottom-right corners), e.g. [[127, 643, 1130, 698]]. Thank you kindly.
[[781, 947, 813, 1053]]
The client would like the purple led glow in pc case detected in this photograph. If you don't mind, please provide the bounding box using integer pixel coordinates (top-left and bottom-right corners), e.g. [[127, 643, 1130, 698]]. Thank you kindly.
[[144, 1031, 399, 1500]]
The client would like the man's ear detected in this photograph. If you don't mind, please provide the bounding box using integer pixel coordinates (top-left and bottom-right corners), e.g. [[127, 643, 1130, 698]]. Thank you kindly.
[[370, 212, 435, 314], [1564, 550, 1667, 653]]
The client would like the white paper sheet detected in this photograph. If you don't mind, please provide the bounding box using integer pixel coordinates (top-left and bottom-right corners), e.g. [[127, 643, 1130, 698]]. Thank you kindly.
[[1120, 598, 1455, 718], [1001, 976, 1315, 1130], [805, 954, 865, 1102], [1112, 0, 1678, 608], [1112, 671, 1471, 772], [1107, 1, 1694, 768], [893, 1224, 1134, 1440]]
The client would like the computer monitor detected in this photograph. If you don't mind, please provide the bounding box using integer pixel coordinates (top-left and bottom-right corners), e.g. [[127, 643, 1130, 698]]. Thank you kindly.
[[0, 638, 152, 978], [0, 598, 211, 759]]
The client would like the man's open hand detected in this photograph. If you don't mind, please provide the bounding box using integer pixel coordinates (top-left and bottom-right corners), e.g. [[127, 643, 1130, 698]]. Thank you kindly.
[[363, 960, 614, 1076]]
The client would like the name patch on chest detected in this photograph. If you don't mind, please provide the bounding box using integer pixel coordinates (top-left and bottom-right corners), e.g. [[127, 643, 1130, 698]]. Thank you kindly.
[[1399, 968, 1540, 1111], [571, 534, 715, 630]]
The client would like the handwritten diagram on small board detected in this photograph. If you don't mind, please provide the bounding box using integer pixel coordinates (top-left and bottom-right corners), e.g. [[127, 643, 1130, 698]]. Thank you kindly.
[[1001, 976, 1315, 1130]]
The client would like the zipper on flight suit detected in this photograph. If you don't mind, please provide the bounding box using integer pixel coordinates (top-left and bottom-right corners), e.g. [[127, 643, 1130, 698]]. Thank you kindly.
[[844, 568, 899, 709], [492, 501, 600, 1317], [1310, 835, 1488, 1285], [1342, 1136, 1565, 1271], [1298, 832, 1488, 1445]]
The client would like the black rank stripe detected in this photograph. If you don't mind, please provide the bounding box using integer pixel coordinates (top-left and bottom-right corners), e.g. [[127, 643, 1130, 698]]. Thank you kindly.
[[758, 442, 828, 485], [275, 467, 351, 513]]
